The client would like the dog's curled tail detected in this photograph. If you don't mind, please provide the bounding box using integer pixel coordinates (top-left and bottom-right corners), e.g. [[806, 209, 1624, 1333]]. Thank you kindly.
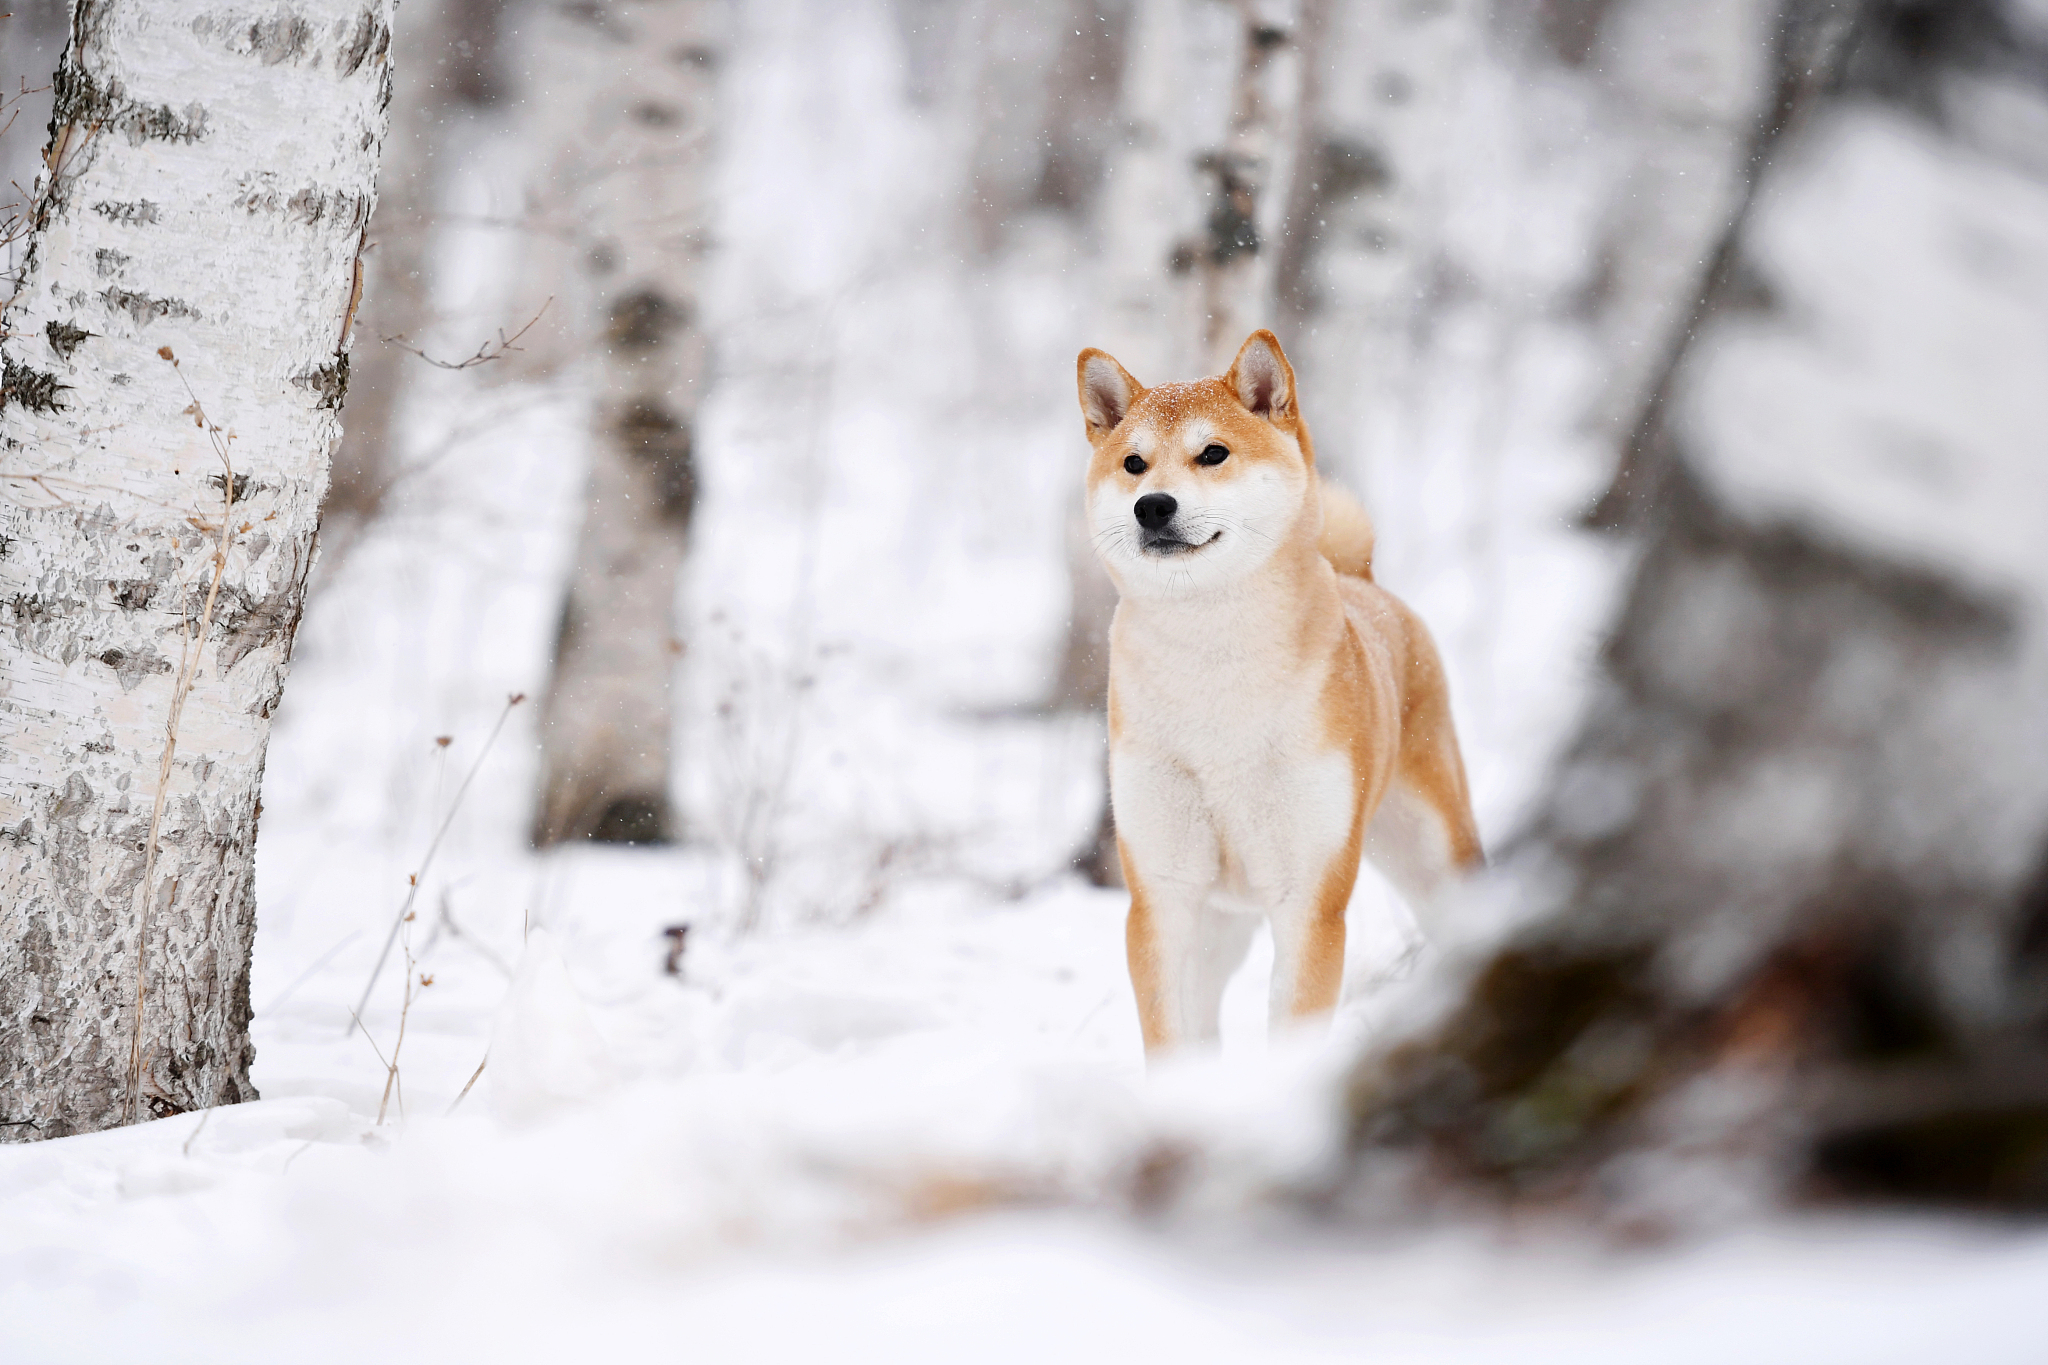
[[1318, 480, 1376, 580]]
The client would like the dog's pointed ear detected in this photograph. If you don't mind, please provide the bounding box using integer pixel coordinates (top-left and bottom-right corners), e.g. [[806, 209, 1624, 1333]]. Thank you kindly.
[[1226, 330, 1297, 424], [1077, 348, 1143, 438]]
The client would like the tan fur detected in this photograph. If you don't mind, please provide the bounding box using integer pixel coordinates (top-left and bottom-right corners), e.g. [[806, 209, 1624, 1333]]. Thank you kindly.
[[1318, 481, 1376, 580], [1076, 331, 1482, 1056]]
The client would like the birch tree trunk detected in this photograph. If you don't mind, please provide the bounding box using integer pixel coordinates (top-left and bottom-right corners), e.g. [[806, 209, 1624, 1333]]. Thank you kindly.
[[1278, 0, 1480, 485], [530, 0, 719, 848], [1195, 0, 1304, 373], [324, 0, 504, 523], [0, 0, 393, 1140]]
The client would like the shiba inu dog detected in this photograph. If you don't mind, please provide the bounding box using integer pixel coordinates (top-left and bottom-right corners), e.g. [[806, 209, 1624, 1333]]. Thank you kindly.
[[1076, 330, 1484, 1055]]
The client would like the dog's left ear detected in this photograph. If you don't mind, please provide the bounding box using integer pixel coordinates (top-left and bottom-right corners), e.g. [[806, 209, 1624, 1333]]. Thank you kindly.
[[1226, 330, 1297, 424]]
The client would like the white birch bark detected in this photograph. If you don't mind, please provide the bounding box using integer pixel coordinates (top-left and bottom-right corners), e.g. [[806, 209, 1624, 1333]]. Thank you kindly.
[[1196, 0, 1305, 372], [530, 0, 720, 847], [0, 0, 394, 1139], [1090, 0, 1231, 383], [1282, 0, 1483, 485]]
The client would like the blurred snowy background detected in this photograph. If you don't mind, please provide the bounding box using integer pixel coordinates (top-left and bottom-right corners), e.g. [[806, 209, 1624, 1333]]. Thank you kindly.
[[5, 0, 2048, 1358]]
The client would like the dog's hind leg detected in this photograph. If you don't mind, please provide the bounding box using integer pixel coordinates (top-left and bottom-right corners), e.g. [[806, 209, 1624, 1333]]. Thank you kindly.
[[1364, 688, 1484, 935], [1363, 782, 1460, 932]]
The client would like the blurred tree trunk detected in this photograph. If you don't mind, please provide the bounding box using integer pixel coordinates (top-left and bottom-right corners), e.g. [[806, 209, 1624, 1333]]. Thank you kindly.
[[1285, 0, 1785, 487], [1196, 0, 1305, 372], [1277, 0, 1478, 485], [0, 0, 393, 1139], [530, 0, 720, 848], [1344, 0, 2048, 1218], [1582, 0, 1854, 527], [955, 0, 1127, 255], [323, 0, 506, 526], [1058, 0, 1308, 882]]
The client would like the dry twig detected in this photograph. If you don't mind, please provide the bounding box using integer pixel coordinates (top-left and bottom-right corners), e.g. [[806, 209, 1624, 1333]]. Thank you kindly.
[[348, 693, 527, 1035], [446, 1054, 488, 1117], [382, 298, 551, 371]]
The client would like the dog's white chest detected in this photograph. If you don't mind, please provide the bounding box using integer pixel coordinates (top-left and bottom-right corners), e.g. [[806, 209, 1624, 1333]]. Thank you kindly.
[[1110, 618, 1356, 904]]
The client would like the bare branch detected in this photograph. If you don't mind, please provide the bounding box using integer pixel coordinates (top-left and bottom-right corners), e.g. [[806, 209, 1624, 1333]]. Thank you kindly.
[[382, 298, 553, 371]]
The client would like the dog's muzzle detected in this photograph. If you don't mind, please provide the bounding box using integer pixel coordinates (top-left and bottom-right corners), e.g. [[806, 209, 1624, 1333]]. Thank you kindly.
[[1135, 493, 1186, 554], [1134, 492, 1216, 555]]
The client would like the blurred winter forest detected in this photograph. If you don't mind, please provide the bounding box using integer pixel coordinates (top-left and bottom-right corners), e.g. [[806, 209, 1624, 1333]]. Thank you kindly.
[[5, 0, 2048, 1356]]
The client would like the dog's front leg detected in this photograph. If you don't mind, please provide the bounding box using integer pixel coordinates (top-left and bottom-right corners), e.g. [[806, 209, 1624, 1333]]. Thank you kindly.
[[1266, 883, 1351, 1027], [1111, 748, 1226, 1055], [1240, 761, 1365, 1030]]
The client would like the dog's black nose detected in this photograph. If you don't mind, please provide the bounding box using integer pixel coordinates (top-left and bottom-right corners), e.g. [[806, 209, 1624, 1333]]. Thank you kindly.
[[1134, 493, 1177, 530]]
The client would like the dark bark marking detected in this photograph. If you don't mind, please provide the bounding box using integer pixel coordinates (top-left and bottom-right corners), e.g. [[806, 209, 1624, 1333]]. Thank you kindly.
[[607, 290, 690, 350], [189, 12, 320, 64], [207, 471, 251, 505], [96, 643, 174, 691], [588, 795, 673, 845], [293, 355, 349, 409], [100, 287, 201, 329], [91, 200, 161, 225], [630, 101, 683, 128], [1, 356, 70, 413], [615, 400, 697, 523], [233, 177, 371, 230], [1194, 151, 1260, 265], [336, 9, 393, 78], [210, 580, 301, 674], [55, 64, 211, 145]]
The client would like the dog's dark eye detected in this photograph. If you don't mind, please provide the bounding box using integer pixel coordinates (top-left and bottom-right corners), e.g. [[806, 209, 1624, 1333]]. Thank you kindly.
[[1196, 444, 1229, 466], [1123, 454, 1147, 475]]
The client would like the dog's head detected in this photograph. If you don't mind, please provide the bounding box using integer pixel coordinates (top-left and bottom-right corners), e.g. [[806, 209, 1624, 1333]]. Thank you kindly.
[[1076, 330, 1316, 597]]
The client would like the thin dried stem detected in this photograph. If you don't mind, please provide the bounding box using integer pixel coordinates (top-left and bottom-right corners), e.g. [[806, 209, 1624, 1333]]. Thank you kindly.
[[446, 1053, 488, 1117], [181, 1105, 213, 1158], [348, 692, 527, 1035], [125, 347, 240, 1124]]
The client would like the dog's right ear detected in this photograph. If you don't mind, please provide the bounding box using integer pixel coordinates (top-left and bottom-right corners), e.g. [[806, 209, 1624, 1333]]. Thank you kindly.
[[1077, 349, 1143, 439]]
